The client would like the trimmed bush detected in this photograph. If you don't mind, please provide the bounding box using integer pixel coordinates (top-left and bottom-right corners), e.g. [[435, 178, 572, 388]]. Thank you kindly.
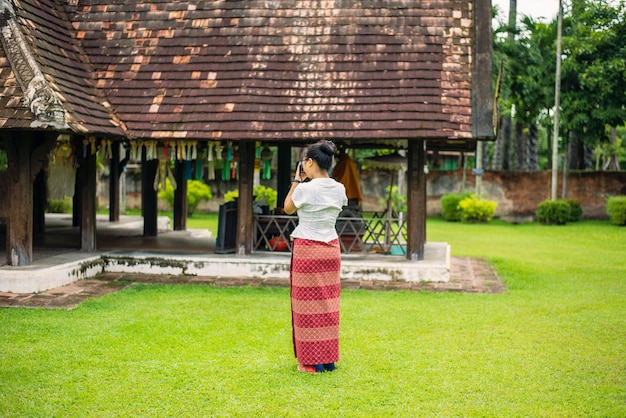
[[536, 199, 571, 225], [607, 196, 626, 226], [225, 185, 278, 210], [458, 194, 498, 223], [47, 197, 72, 213], [565, 199, 583, 222], [441, 192, 472, 222], [158, 179, 213, 216]]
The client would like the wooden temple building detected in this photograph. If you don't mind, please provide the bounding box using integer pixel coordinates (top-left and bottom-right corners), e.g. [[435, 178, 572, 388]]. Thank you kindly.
[[0, 0, 494, 267]]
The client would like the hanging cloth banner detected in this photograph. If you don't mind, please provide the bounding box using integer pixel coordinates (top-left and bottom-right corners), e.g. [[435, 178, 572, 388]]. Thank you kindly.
[[222, 142, 232, 181], [261, 146, 273, 180], [207, 142, 215, 180], [195, 157, 203, 180]]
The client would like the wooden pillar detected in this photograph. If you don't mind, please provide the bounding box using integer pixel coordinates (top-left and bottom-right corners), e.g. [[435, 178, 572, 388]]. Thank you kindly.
[[142, 147, 158, 237], [276, 143, 291, 210], [236, 141, 255, 255], [173, 160, 188, 230], [5, 133, 33, 266], [78, 138, 97, 252], [407, 140, 426, 260], [4, 131, 55, 265], [33, 168, 46, 234], [72, 163, 81, 227], [109, 141, 120, 222]]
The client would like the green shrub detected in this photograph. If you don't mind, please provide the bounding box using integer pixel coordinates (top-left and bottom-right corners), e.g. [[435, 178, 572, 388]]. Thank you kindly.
[[606, 196, 626, 226], [224, 185, 278, 210], [47, 197, 72, 213], [458, 194, 498, 223], [440, 192, 472, 222], [158, 179, 213, 216], [536, 199, 570, 225], [253, 185, 278, 209], [378, 185, 407, 215], [565, 199, 583, 222]]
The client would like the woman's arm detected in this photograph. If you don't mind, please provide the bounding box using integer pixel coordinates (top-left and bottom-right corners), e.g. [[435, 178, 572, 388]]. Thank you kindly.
[[284, 162, 304, 214]]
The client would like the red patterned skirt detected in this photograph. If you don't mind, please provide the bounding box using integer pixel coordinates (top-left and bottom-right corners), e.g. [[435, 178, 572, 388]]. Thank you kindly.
[[290, 238, 341, 366]]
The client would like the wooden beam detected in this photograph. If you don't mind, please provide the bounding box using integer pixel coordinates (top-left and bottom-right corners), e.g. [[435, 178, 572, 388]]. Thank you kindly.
[[173, 160, 188, 230], [407, 140, 426, 260], [236, 141, 255, 255]]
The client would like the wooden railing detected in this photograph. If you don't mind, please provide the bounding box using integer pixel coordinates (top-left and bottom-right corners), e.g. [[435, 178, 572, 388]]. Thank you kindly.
[[253, 212, 407, 255]]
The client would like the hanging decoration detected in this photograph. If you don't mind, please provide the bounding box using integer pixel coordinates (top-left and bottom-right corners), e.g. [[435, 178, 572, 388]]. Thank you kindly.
[[129, 140, 144, 161], [260, 146, 273, 180], [162, 141, 170, 160], [55, 137, 73, 166], [153, 157, 176, 191], [187, 141, 198, 160], [206, 142, 215, 180], [145, 140, 158, 160], [82, 136, 96, 157], [221, 141, 232, 181], [176, 141, 186, 160], [99, 139, 113, 160], [231, 145, 238, 179]]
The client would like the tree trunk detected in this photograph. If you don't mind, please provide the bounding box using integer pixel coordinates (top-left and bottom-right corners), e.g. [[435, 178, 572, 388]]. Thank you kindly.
[[514, 120, 526, 170], [528, 123, 539, 170], [492, 1, 517, 171], [568, 132, 581, 170], [605, 126, 620, 171]]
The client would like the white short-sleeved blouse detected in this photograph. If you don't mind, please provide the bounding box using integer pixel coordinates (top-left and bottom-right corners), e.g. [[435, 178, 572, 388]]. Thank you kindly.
[[290, 178, 348, 243]]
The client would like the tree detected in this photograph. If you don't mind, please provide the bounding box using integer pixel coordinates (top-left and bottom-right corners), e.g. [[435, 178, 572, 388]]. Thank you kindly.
[[560, 0, 626, 169]]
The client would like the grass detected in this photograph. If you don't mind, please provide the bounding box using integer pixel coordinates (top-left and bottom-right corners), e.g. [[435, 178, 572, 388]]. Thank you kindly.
[[118, 209, 219, 234], [1, 219, 625, 416]]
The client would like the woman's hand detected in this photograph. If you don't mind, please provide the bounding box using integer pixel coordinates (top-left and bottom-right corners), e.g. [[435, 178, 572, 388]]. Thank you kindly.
[[294, 162, 304, 182], [284, 162, 303, 214]]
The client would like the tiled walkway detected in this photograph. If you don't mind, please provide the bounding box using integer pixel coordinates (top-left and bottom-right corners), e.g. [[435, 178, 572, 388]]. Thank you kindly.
[[0, 256, 504, 310]]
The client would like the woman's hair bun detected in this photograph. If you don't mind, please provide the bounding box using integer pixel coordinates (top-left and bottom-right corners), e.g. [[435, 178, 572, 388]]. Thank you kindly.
[[321, 140, 336, 156]]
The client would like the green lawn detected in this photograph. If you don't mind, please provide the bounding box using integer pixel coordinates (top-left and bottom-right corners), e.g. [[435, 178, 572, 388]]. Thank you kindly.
[[1, 219, 625, 417], [119, 209, 219, 234]]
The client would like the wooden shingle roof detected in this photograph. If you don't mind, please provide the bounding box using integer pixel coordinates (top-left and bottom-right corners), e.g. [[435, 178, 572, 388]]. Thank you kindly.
[[1, 0, 493, 143], [0, 0, 126, 136]]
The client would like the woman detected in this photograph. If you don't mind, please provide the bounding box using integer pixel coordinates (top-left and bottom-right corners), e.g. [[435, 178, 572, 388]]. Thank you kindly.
[[284, 140, 348, 374]]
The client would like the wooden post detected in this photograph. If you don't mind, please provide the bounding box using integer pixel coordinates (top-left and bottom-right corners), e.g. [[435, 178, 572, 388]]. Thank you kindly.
[[109, 141, 120, 222], [236, 141, 255, 255], [6, 133, 33, 265], [173, 160, 188, 230], [79, 137, 97, 252], [407, 140, 426, 260], [276, 143, 291, 211], [33, 168, 46, 235], [73, 163, 81, 227], [142, 147, 159, 236]]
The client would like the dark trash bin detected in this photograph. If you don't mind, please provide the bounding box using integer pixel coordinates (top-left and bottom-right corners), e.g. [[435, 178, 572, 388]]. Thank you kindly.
[[215, 201, 237, 254]]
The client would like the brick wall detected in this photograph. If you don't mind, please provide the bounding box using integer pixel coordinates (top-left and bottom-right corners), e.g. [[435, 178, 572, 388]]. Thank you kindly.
[[425, 170, 626, 221]]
